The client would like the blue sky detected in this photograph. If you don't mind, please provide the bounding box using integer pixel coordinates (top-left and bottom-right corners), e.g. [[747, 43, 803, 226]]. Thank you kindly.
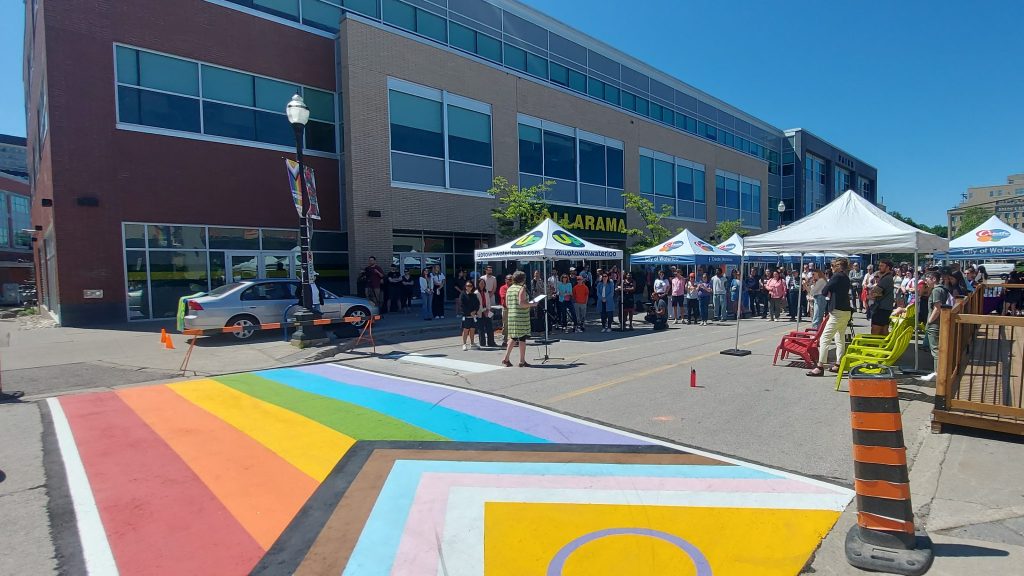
[[2, 0, 1022, 226]]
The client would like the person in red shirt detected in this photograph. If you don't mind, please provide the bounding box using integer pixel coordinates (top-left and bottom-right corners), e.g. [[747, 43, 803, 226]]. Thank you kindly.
[[498, 275, 512, 346], [572, 276, 589, 332]]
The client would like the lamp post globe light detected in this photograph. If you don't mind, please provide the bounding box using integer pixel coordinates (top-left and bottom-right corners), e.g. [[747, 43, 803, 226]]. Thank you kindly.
[[777, 200, 786, 230], [287, 93, 328, 348]]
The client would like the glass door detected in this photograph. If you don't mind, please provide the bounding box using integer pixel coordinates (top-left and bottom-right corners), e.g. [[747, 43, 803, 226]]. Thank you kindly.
[[395, 252, 446, 299], [225, 251, 298, 283], [226, 252, 260, 283], [262, 251, 297, 279]]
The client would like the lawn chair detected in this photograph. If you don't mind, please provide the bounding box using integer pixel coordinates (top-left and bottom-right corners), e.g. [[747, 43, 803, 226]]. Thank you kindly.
[[849, 307, 914, 350], [835, 326, 913, 390], [773, 316, 829, 366]]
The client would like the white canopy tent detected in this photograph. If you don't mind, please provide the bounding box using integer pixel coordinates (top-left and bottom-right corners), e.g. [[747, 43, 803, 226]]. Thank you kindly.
[[941, 215, 1024, 259], [717, 233, 787, 264], [630, 229, 739, 266], [724, 190, 949, 371], [475, 219, 624, 357]]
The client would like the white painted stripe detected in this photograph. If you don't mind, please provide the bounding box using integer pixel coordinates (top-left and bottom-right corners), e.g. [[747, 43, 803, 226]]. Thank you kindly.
[[439, 486, 850, 575], [383, 352, 502, 374], [327, 364, 856, 497], [47, 397, 120, 575]]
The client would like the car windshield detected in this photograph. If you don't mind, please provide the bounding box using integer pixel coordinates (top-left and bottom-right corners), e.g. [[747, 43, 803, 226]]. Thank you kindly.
[[206, 282, 246, 297]]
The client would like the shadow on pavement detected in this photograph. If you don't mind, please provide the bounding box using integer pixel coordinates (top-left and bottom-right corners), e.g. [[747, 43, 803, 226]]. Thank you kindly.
[[932, 542, 1010, 558]]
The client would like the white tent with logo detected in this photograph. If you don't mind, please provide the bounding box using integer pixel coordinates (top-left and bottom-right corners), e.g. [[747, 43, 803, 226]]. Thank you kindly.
[[630, 229, 739, 265], [717, 233, 787, 264], [475, 219, 623, 358], [942, 215, 1024, 259]]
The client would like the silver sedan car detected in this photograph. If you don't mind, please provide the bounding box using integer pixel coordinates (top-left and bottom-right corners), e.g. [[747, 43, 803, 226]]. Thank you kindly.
[[183, 279, 379, 339]]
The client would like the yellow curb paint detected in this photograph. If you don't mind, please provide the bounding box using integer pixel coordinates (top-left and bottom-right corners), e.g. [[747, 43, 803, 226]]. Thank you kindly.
[[170, 379, 355, 481], [547, 338, 766, 403]]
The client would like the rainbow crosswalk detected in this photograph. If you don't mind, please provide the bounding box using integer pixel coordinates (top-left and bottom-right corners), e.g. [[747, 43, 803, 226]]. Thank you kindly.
[[48, 364, 853, 575]]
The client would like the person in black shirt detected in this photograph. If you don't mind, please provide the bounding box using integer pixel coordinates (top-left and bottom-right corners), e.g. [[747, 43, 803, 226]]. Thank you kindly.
[[807, 257, 854, 377], [870, 260, 896, 335], [386, 265, 403, 313]]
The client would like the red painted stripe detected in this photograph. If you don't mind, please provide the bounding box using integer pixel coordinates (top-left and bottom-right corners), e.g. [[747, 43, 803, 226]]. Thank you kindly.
[[60, 391, 265, 575]]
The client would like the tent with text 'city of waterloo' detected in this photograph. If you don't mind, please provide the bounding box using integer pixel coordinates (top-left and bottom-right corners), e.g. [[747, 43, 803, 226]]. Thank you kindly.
[[630, 229, 740, 265], [942, 215, 1024, 259]]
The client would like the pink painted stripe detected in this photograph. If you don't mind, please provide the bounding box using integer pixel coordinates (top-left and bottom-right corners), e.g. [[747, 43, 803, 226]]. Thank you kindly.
[[391, 474, 829, 575]]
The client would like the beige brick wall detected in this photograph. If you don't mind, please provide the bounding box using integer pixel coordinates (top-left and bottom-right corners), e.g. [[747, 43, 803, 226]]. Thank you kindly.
[[340, 19, 770, 281]]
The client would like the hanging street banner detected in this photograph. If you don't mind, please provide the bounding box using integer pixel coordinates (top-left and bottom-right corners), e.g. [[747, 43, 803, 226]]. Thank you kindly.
[[286, 159, 321, 220]]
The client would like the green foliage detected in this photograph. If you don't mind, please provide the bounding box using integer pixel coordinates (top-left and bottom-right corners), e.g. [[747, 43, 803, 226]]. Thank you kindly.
[[888, 210, 949, 238], [711, 219, 747, 244], [956, 206, 992, 236], [488, 176, 551, 239], [622, 192, 673, 253]]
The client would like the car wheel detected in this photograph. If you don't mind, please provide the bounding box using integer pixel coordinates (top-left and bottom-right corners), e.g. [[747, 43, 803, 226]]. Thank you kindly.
[[226, 314, 259, 340], [345, 306, 370, 328]]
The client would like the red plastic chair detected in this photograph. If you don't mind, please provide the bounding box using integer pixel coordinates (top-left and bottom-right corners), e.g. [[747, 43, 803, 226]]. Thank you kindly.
[[773, 315, 829, 365]]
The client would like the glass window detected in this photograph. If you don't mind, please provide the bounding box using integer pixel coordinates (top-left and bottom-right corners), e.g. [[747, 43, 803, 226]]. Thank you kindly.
[[125, 250, 149, 320], [208, 227, 260, 250], [650, 102, 663, 121], [477, 32, 501, 62], [741, 181, 752, 211], [202, 66, 254, 107], [603, 84, 619, 105], [450, 21, 475, 52], [447, 105, 491, 166], [301, 0, 341, 32], [389, 89, 443, 158], [694, 169, 705, 202], [147, 251, 208, 317], [504, 44, 526, 71], [579, 140, 606, 185], [203, 102, 256, 141], [312, 251, 349, 295], [518, 124, 542, 174], [639, 155, 653, 195], [117, 86, 202, 133], [635, 96, 648, 116], [10, 196, 30, 249], [726, 177, 739, 208], [383, 0, 416, 30], [606, 147, 623, 189], [147, 225, 206, 249], [255, 77, 299, 112], [254, 110, 294, 146], [344, 0, 379, 18], [568, 69, 587, 93], [261, 229, 299, 250], [116, 46, 138, 85], [416, 8, 447, 42], [138, 51, 199, 96], [661, 107, 674, 125], [254, 0, 300, 20], [676, 165, 693, 200], [654, 159, 673, 197], [209, 251, 226, 289], [124, 223, 146, 248], [303, 88, 334, 122], [526, 52, 547, 78], [305, 120, 336, 153], [549, 61, 569, 86], [621, 91, 636, 111], [543, 130, 575, 180], [588, 77, 604, 100], [312, 230, 348, 251]]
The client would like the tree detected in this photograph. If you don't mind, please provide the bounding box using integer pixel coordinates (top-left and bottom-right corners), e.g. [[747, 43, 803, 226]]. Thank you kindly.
[[957, 206, 993, 236], [711, 219, 747, 244], [888, 211, 950, 238], [488, 176, 551, 239], [622, 192, 673, 254]]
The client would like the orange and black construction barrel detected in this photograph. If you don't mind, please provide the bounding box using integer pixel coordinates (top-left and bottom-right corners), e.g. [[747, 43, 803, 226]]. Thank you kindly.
[[845, 364, 933, 575]]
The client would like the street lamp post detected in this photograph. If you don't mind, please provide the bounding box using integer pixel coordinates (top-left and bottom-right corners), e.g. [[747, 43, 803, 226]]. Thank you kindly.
[[286, 93, 327, 348], [777, 200, 786, 230]]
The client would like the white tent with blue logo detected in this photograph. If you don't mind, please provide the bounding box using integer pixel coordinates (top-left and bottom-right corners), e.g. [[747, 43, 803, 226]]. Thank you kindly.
[[630, 229, 740, 265], [942, 215, 1024, 259], [474, 218, 623, 261], [717, 233, 790, 264]]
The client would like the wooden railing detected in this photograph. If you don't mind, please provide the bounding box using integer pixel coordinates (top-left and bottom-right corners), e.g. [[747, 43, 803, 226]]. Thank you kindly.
[[933, 283, 1024, 435]]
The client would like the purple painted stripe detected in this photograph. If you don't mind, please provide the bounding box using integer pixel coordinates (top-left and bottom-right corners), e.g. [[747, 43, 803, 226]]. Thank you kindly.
[[293, 365, 649, 445]]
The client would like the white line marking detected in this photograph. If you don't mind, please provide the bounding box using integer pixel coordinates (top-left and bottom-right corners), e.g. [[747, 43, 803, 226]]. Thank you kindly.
[[47, 397, 120, 575], [382, 352, 502, 374], [325, 363, 855, 497]]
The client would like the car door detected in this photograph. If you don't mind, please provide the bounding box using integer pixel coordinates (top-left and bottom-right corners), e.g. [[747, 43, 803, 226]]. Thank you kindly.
[[239, 281, 296, 324], [319, 288, 345, 320]]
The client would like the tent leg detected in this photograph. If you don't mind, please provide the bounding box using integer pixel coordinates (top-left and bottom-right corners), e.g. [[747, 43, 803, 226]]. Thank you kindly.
[[899, 252, 928, 376], [721, 254, 750, 356], [796, 254, 804, 333], [536, 258, 563, 363]]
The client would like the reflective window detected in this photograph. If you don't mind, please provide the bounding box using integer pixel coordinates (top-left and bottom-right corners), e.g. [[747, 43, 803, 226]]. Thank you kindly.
[[125, 250, 149, 320], [568, 68, 587, 93], [543, 131, 575, 180], [639, 156, 653, 195], [254, 0, 300, 20], [417, 8, 447, 42], [202, 66, 254, 107], [526, 52, 548, 79], [606, 147, 623, 189], [447, 105, 491, 166], [208, 227, 260, 250], [203, 101, 256, 141], [117, 86, 201, 133], [300, 0, 341, 32], [579, 140, 606, 186], [654, 159, 673, 197], [503, 44, 526, 71], [10, 195, 31, 249], [383, 0, 416, 29], [388, 90, 443, 158], [138, 51, 199, 96], [518, 124, 543, 175]]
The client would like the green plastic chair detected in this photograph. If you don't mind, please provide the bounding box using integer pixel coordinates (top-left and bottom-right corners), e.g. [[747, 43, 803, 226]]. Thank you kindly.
[[848, 315, 914, 353], [835, 326, 913, 390], [851, 304, 915, 348]]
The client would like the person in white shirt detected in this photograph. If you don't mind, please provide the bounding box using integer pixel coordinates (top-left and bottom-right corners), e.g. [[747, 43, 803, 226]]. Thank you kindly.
[[711, 268, 728, 322], [419, 269, 432, 320], [653, 269, 669, 297], [430, 264, 446, 319]]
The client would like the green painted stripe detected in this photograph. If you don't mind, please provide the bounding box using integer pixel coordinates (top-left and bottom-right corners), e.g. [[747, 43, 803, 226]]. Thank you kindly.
[[215, 373, 447, 441]]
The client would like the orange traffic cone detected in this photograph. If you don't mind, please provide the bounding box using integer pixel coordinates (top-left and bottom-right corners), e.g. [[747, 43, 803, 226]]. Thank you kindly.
[[164, 336, 175, 350], [160, 328, 168, 344]]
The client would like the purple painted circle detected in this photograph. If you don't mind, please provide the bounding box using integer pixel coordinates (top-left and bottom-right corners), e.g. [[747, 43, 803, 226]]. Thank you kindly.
[[546, 527, 712, 575]]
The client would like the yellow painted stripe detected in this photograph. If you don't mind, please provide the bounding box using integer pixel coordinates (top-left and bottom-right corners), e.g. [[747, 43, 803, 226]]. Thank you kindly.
[[170, 379, 355, 481]]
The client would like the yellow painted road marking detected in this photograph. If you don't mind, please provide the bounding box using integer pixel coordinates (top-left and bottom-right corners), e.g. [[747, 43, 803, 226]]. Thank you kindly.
[[170, 379, 356, 481], [547, 338, 766, 403]]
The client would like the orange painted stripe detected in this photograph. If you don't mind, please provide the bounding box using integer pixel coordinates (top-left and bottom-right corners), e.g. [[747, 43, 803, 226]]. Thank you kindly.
[[853, 445, 907, 466], [858, 512, 915, 534], [260, 322, 282, 329], [312, 318, 332, 325], [851, 412, 903, 431], [183, 329, 204, 336], [855, 479, 911, 500], [849, 378, 898, 398], [117, 385, 318, 550]]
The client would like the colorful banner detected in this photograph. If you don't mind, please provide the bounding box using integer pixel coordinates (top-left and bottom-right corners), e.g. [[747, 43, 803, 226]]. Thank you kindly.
[[286, 159, 321, 220]]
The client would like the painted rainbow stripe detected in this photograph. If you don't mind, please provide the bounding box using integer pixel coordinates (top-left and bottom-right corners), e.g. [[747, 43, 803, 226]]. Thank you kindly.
[[50, 364, 852, 575]]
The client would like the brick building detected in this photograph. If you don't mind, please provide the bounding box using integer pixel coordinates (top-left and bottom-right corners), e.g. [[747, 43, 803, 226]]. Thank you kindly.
[[24, 0, 875, 325]]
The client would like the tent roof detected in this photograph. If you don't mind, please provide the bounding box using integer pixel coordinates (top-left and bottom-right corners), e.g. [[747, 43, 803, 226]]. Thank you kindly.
[[474, 218, 623, 261], [744, 190, 948, 254], [945, 215, 1024, 257], [630, 229, 739, 264], [717, 233, 783, 263]]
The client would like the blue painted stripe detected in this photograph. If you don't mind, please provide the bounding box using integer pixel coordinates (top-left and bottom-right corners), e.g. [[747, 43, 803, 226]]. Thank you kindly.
[[345, 460, 769, 576], [256, 369, 546, 443]]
